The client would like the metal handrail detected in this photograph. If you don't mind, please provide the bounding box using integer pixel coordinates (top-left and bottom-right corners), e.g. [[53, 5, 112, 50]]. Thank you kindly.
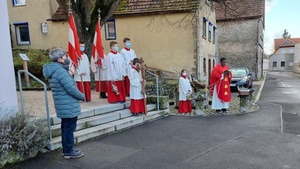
[[18, 70, 52, 142], [146, 70, 159, 110]]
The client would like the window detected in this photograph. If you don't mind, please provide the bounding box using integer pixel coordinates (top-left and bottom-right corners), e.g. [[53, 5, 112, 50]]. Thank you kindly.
[[202, 17, 207, 39], [13, 22, 30, 45], [213, 26, 217, 43], [208, 22, 212, 41], [289, 62, 293, 67], [104, 18, 116, 40], [213, 59, 215, 67], [281, 61, 285, 67], [203, 58, 206, 76], [280, 48, 285, 54], [273, 62, 277, 67], [289, 48, 294, 53], [12, 0, 26, 6]]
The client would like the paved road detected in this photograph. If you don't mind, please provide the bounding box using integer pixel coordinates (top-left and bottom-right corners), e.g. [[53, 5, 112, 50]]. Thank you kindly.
[[260, 71, 300, 135], [6, 73, 300, 169]]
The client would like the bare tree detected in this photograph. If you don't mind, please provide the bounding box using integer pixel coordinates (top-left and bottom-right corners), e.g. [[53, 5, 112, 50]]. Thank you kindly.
[[56, 0, 121, 56]]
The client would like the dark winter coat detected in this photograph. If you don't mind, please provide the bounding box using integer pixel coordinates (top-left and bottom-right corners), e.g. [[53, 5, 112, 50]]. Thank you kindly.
[[43, 62, 84, 118]]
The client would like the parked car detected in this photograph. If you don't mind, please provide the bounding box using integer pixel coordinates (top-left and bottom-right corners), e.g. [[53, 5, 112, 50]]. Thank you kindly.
[[230, 68, 253, 90]]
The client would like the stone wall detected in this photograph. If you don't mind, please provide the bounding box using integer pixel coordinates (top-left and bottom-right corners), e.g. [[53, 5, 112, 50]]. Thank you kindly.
[[145, 78, 178, 99], [217, 18, 264, 79]]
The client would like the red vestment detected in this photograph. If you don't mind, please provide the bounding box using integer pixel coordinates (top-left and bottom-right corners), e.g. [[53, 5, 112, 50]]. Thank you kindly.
[[210, 64, 232, 102]]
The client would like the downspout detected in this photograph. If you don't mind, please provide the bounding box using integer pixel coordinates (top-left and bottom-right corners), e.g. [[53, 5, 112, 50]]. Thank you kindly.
[[215, 26, 219, 63], [255, 19, 262, 80], [196, 8, 200, 80]]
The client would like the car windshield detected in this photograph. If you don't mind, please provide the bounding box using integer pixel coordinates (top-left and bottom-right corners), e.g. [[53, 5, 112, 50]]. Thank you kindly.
[[230, 69, 247, 78]]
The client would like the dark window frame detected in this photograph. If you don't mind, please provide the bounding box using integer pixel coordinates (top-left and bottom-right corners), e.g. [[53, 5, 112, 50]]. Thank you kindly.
[[12, 0, 26, 6], [13, 22, 30, 45], [104, 18, 116, 40], [202, 17, 207, 39]]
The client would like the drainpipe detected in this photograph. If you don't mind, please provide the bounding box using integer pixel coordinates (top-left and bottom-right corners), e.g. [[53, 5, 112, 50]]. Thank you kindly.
[[255, 19, 262, 80], [196, 8, 200, 80], [215, 26, 219, 64]]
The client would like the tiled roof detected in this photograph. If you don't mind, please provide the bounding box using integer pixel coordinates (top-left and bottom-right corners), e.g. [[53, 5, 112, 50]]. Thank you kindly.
[[47, 6, 68, 22], [274, 38, 300, 51], [215, 0, 265, 21], [115, 0, 200, 16]]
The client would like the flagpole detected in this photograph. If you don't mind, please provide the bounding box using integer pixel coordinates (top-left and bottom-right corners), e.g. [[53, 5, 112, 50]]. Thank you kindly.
[[80, 75, 87, 102], [98, 8, 102, 99]]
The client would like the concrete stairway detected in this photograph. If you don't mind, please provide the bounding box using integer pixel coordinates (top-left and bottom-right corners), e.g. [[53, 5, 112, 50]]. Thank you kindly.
[[47, 102, 169, 150]]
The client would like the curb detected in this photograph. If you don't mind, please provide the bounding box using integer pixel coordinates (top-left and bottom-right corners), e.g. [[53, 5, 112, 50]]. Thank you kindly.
[[253, 72, 267, 104]]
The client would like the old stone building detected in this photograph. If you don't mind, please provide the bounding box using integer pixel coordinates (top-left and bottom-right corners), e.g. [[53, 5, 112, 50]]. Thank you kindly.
[[215, 0, 265, 80]]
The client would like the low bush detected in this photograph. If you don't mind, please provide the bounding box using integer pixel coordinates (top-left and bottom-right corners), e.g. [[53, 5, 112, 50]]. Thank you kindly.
[[0, 112, 49, 168], [12, 49, 51, 78]]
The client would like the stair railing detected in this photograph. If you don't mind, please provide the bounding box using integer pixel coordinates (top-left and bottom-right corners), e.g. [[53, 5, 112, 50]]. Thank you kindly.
[[18, 70, 52, 142], [146, 70, 159, 110]]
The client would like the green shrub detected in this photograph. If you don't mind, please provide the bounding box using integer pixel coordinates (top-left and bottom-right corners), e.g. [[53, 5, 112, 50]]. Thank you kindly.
[[0, 112, 49, 168], [12, 49, 51, 78]]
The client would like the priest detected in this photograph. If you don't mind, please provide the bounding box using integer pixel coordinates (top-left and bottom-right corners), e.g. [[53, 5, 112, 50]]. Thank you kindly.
[[210, 57, 232, 113]]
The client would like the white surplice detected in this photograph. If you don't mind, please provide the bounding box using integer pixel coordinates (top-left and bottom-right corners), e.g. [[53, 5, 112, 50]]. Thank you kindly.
[[106, 52, 125, 81], [94, 55, 108, 81], [74, 53, 91, 82], [129, 68, 143, 100], [179, 77, 192, 101], [120, 48, 137, 77]]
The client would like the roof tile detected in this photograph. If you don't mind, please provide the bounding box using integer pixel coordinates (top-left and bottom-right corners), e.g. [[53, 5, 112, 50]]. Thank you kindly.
[[215, 0, 265, 21], [115, 0, 200, 15], [274, 38, 300, 51]]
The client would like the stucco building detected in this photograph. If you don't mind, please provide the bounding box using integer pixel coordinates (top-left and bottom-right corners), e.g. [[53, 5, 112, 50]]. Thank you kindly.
[[110, 0, 217, 83], [215, 0, 265, 80], [8, 0, 217, 84], [269, 38, 300, 71], [7, 0, 68, 50]]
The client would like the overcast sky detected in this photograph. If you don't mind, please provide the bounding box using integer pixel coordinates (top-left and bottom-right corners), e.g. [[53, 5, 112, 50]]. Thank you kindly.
[[264, 0, 300, 54]]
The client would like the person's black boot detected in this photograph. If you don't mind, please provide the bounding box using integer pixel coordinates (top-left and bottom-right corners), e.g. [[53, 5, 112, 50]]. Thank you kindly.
[[100, 92, 108, 98]]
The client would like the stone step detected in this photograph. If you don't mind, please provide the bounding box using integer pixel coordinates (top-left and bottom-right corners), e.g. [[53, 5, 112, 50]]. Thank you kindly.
[[50, 102, 130, 125], [47, 109, 168, 151], [50, 104, 156, 137]]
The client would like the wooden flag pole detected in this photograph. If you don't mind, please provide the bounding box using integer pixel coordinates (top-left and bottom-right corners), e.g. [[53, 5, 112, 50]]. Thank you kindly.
[[98, 66, 101, 99], [80, 75, 86, 102], [97, 8, 102, 99]]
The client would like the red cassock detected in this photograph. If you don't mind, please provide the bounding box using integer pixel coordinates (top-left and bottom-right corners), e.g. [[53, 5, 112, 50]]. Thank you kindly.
[[210, 64, 232, 102], [124, 76, 130, 96], [107, 81, 126, 103], [76, 82, 91, 101], [178, 100, 192, 114], [95, 81, 108, 92]]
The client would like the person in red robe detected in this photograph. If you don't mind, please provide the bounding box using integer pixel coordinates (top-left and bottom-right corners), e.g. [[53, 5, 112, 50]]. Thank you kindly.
[[210, 57, 232, 113], [178, 69, 193, 114]]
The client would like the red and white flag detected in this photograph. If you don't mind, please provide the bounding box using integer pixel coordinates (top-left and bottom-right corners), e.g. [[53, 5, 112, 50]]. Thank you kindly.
[[91, 17, 104, 73], [68, 12, 81, 72]]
